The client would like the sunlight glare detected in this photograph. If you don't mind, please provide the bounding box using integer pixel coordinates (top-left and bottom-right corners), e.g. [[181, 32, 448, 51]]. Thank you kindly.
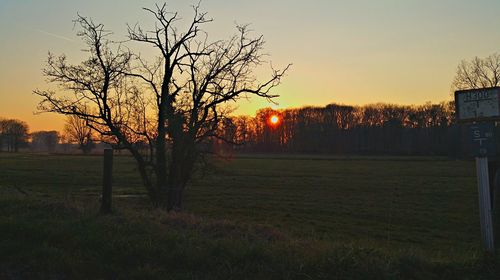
[[270, 115, 279, 125]]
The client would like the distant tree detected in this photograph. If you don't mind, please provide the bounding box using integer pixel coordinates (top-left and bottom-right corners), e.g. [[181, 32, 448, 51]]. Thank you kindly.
[[0, 119, 29, 152], [34, 3, 289, 210], [31, 130, 60, 152], [452, 53, 500, 90], [63, 115, 95, 154], [0, 118, 4, 151]]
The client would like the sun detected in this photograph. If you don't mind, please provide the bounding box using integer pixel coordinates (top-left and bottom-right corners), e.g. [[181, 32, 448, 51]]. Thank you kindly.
[[270, 115, 280, 125]]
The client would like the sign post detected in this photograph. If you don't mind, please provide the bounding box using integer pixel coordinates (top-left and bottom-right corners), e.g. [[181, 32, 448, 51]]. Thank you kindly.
[[456, 87, 500, 253], [476, 157, 495, 252]]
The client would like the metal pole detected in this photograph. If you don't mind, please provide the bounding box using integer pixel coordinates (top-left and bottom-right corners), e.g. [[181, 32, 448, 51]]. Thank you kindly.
[[101, 148, 113, 214], [476, 157, 495, 252]]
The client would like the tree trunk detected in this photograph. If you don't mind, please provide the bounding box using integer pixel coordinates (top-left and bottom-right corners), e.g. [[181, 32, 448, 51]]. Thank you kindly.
[[166, 135, 196, 211], [167, 181, 185, 211], [126, 146, 158, 205], [14, 137, 19, 152], [167, 156, 183, 211], [156, 131, 168, 201], [155, 101, 170, 208]]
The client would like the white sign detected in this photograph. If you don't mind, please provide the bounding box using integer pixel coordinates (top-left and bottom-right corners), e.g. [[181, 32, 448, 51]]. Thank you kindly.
[[455, 87, 500, 121]]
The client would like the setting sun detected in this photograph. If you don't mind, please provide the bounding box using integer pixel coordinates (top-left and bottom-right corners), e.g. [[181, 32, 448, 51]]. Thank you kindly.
[[270, 115, 280, 125]]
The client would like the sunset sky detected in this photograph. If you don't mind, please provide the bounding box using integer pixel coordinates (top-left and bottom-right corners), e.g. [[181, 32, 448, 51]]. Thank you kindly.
[[2, 0, 500, 131]]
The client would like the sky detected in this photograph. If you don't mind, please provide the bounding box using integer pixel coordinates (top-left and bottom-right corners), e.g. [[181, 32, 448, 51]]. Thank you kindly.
[[2, 0, 500, 131]]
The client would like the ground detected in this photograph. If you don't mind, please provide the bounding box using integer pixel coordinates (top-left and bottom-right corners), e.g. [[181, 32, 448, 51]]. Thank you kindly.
[[0, 153, 497, 279]]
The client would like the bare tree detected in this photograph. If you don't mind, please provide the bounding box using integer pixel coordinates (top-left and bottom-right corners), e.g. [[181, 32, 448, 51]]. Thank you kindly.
[[34, 3, 289, 210], [452, 53, 500, 90], [0, 119, 29, 152], [31, 131, 59, 152], [63, 115, 95, 154]]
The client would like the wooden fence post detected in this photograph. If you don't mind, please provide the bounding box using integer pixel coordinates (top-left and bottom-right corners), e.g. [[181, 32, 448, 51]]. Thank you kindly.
[[101, 148, 113, 214]]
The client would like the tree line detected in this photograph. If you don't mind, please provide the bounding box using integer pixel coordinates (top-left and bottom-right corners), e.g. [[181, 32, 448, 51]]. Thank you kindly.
[[2, 99, 466, 156], [218, 101, 471, 156], [0, 116, 95, 154]]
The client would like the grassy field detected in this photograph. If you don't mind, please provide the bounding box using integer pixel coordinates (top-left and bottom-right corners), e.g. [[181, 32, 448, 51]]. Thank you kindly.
[[0, 152, 498, 279]]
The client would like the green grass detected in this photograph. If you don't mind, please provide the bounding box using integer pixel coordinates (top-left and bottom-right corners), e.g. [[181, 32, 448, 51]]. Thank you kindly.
[[0, 152, 498, 279]]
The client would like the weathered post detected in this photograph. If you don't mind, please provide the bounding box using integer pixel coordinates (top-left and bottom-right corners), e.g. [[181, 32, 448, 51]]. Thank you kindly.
[[455, 87, 500, 253], [493, 167, 500, 252], [476, 157, 495, 252], [101, 148, 113, 214]]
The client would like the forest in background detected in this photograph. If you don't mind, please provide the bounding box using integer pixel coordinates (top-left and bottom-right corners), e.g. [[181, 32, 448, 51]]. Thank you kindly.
[[0, 100, 479, 157], [217, 101, 472, 156]]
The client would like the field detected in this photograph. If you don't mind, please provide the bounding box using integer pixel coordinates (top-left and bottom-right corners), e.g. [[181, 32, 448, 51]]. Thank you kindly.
[[0, 152, 498, 279]]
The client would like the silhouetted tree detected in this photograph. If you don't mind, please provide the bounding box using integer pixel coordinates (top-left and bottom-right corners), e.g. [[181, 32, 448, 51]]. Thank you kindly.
[[0, 118, 4, 151], [34, 3, 289, 210], [63, 115, 95, 154], [0, 119, 29, 152], [31, 131, 59, 152], [452, 53, 500, 90]]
